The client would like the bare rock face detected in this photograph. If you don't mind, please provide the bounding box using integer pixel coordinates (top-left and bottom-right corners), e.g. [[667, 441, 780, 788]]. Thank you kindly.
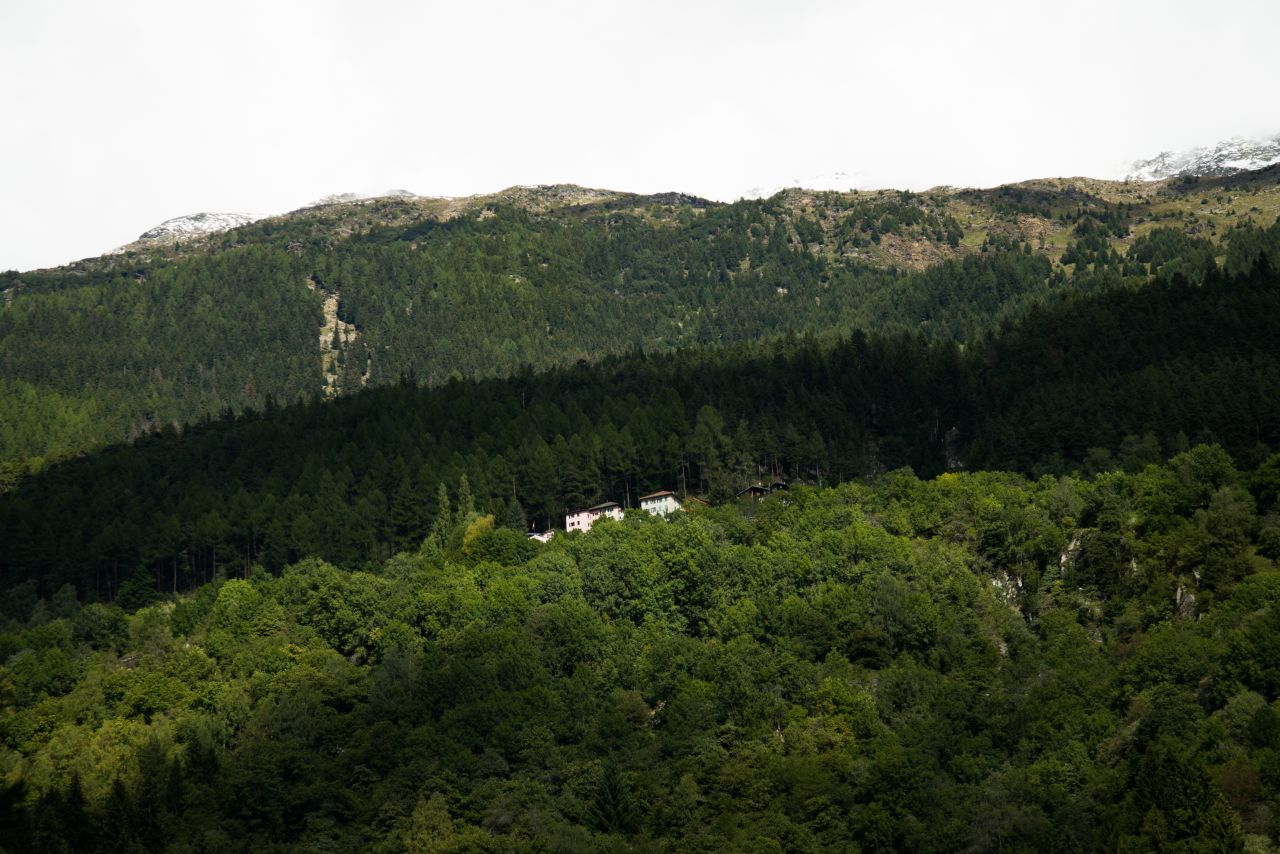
[[1128, 135, 1280, 181]]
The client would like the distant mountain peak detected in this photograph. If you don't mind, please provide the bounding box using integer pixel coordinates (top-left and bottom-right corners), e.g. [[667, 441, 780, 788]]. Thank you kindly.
[[302, 189, 419, 209], [137, 212, 257, 242], [742, 171, 865, 200], [1127, 134, 1280, 181]]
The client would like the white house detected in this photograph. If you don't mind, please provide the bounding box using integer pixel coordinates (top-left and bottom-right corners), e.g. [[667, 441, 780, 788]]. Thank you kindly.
[[526, 529, 556, 543], [639, 490, 681, 517], [565, 501, 623, 532]]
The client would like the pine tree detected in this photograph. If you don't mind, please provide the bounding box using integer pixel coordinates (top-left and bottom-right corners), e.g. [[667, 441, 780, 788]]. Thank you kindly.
[[588, 761, 640, 835], [456, 475, 475, 523], [504, 497, 527, 531], [422, 483, 452, 557], [163, 758, 185, 816], [100, 777, 137, 852], [389, 473, 422, 549]]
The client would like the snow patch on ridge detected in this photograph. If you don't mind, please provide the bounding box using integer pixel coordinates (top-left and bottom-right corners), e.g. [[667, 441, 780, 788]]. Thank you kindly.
[[137, 212, 258, 241], [301, 189, 420, 209], [1127, 135, 1280, 181]]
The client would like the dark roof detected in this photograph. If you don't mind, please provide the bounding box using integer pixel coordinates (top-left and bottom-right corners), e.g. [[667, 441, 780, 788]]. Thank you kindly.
[[736, 485, 769, 497], [639, 491, 676, 500], [589, 501, 620, 511]]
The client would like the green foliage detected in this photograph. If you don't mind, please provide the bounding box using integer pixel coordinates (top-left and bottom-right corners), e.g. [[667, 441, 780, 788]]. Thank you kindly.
[[9, 187, 1259, 475], [3, 179, 1280, 849], [5, 259, 1280, 598], [2, 462, 1279, 849], [0, 248, 320, 470]]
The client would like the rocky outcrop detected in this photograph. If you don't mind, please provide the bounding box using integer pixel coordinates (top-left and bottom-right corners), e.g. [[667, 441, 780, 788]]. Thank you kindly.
[[1128, 135, 1280, 181], [307, 277, 370, 397]]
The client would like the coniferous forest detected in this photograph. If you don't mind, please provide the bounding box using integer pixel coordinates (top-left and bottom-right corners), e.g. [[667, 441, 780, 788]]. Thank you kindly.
[[5, 179, 1277, 480], [4, 171, 1280, 851]]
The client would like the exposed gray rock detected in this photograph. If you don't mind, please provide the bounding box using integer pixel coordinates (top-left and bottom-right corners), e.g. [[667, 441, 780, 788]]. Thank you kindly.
[[1128, 135, 1280, 181]]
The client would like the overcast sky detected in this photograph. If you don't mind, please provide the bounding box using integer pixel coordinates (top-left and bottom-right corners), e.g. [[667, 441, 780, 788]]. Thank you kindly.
[[2, 0, 1277, 272]]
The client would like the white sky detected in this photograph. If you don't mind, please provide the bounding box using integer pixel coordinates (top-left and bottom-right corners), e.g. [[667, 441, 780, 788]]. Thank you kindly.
[[1, 0, 1277, 272]]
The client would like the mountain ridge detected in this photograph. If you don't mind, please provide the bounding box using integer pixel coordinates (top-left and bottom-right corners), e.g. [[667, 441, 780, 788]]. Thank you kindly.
[[112, 211, 260, 254], [1127, 133, 1280, 181], [79, 131, 1280, 271], [4, 163, 1279, 479]]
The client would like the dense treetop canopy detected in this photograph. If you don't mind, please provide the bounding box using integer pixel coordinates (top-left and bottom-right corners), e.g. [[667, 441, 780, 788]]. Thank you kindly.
[[4, 171, 1280, 850], [3, 452, 1279, 851]]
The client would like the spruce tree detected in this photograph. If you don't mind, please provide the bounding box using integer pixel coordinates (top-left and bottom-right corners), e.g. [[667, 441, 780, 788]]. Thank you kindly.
[[456, 475, 475, 523], [504, 497, 527, 531]]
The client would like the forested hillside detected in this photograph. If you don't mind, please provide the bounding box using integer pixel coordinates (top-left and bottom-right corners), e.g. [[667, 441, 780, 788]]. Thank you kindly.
[[4, 453, 1280, 850], [3, 251, 1280, 601], [4, 172, 1279, 477], [5, 170, 1280, 852]]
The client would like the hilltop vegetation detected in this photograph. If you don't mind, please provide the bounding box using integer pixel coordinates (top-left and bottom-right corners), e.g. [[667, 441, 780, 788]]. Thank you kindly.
[[4, 172, 1280, 478]]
